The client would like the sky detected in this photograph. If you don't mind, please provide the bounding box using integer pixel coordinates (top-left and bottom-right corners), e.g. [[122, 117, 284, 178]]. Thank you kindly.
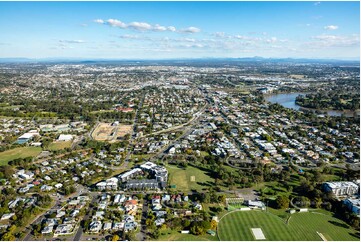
[[0, 1, 359, 60]]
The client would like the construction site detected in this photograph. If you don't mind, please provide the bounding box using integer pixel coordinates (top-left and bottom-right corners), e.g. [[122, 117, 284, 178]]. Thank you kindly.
[[91, 122, 132, 142]]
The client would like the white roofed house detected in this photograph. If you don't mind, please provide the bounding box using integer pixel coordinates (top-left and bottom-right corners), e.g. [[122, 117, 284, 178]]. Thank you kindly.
[[15, 170, 34, 180], [113, 194, 126, 205], [118, 168, 142, 182], [103, 222, 112, 231], [96, 181, 107, 191], [140, 162, 157, 171], [112, 222, 125, 231], [1, 213, 15, 220], [140, 162, 168, 182], [55, 183, 63, 189], [41, 225, 54, 234], [40, 185, 53, 192], [54, 223, 74, 236], [168, 146, 176, 154], [56, 210, 66, 218], [155, 218, 165, 226], [105, 177, 118, 190], [70, 209, 80, 217], [89, 221, 102, 233], [322, 181, 359, 197], [58, 134, 73, 141], [114, 194, 121, 204], [15, 130, 40, 144]]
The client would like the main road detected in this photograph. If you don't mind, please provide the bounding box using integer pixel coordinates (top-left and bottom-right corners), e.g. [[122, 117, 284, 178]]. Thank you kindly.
[[73, 194, 98, 241]]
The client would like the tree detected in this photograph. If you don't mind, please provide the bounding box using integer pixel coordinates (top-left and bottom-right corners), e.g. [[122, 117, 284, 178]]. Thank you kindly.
[[182, 220, 191, 229], [1, 232, 16, 241], [323, 202, 332, 211], [211, 220, 218, 230], [218, 194, 226, 203], [111, 234, 120, 241], [275, 195, 289, 209], [294, 196, 310, 208], [152, 229, 160, 239], [201, 193, 210, 203], [0, 166, 14, 179], [41, 138, 52, 149], [190, 225, 205, 235], [313, 197, 322, 208]]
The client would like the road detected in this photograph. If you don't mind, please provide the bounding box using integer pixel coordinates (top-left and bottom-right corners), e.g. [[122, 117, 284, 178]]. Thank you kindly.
[[136, 199, 149, 241], [23, 185, 88, 241], [73, 194, 98, 241], [145, 103, 208, 137]]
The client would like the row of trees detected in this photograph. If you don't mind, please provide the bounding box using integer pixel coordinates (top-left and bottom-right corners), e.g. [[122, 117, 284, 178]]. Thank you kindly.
[[295, 92, 359, 111]]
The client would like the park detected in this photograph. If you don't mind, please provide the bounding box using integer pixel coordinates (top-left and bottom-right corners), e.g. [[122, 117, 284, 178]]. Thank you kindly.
[[217, 210, 359, 241]]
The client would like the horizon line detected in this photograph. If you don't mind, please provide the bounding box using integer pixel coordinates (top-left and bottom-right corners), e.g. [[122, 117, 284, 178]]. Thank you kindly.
[[0, 56, 359, 62]]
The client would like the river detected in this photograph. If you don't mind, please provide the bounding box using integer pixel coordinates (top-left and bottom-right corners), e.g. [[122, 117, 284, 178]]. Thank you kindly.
[[265, 92, 359, 117]]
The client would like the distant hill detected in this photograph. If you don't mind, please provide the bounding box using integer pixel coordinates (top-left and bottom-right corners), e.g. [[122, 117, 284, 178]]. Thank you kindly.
[[0, 57, 358, 65]]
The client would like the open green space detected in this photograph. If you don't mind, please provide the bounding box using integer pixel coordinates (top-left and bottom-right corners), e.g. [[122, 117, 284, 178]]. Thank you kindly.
[[167, 164, 214, 191], [89, 110, 114, 114], [0, 147, 42, 165], [130, 154, 153, 160], [48, 141, 72, 151], [0, 104, 23, 110], [158, 228, 218, 241], [218, 210, 359, 241]]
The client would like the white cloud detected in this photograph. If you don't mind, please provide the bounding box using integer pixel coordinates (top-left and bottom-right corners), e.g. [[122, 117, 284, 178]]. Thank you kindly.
[[324, 25, 339, 30], [266, 37, 277, 43], [59, 40, 85, 44], [128, 22, 152, 31], [107, 19, 127, 28], [93, 19, 105, 24], [235, 35, 247, 40], [153, 24, 167, 31], [309, 34, 359, 47], [93, 18, 200, 33], [167, 26, 176, 32], [180, 27, 201, 34], [184, 38, 196, 42], [314, 2, 321, 6], [215, 32, 225, 38], [119, 34, 139, 39], [180, 43, 204, 48]]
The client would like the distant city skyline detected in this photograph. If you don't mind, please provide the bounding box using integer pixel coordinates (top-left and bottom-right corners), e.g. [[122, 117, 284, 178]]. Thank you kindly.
[[0, 1, 359, 60]]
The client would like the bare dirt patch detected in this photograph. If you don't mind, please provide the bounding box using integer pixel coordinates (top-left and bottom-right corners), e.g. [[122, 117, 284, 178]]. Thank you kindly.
[[92, 123, 132, 141]]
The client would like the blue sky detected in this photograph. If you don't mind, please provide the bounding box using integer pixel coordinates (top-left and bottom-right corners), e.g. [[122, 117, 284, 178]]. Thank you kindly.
[[0, 1, 359, 60]]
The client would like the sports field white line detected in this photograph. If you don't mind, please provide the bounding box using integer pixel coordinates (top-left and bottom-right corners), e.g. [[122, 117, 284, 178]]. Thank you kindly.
[[251, 228, 266, 240], [317, 231, 327, 241]]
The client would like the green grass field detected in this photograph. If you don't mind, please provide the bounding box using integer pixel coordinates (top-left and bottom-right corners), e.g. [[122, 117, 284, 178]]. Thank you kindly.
[[130, 154, 153, 160], [158, 229, 218, 241], [48, 141, 72, 151], [0, 147, 42, 165], [218, 210, 359, 241], [167, 164, 214, 191]]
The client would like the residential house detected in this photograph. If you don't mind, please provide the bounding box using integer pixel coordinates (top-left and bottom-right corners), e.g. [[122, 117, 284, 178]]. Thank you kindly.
[[322, 181, 359, 197]]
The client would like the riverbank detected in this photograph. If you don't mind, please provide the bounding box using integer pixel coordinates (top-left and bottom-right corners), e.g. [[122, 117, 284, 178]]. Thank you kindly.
[[264, 92, 359, 117]]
